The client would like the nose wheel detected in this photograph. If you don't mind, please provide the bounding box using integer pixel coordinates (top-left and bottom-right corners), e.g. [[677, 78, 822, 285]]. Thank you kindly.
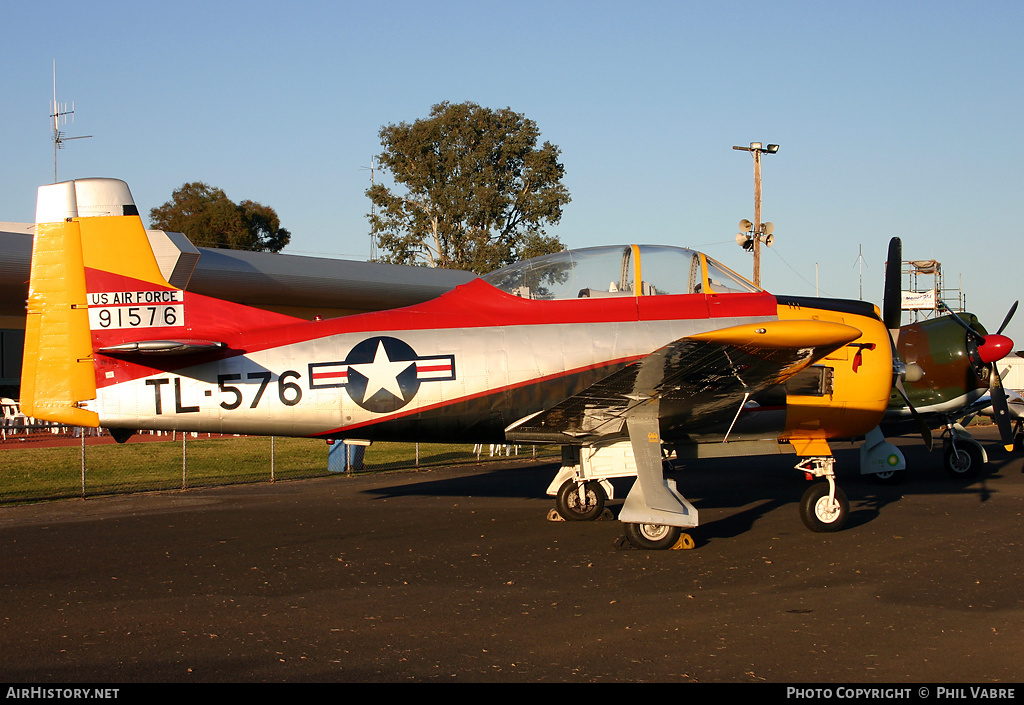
[[799, 481, 849, 531], [796, 457, 849, 532]]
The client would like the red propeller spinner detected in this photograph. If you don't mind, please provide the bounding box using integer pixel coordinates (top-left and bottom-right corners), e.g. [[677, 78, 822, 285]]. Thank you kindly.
[[977, 333, 1014, 364]]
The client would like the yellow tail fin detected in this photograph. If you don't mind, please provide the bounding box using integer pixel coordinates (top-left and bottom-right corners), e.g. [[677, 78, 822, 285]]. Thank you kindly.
[[21, 215, 98, 427]]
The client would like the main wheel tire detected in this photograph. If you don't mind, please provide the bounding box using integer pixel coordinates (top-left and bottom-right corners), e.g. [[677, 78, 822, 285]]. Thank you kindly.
[[554, 480, 606, 521], [624, 522, 683, 550], [799, 483, 849, 532], [943, 442, 982, 478]]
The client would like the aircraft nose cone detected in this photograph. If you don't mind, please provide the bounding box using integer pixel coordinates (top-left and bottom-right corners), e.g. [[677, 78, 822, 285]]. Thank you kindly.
[[978, 333, 1014, 364]]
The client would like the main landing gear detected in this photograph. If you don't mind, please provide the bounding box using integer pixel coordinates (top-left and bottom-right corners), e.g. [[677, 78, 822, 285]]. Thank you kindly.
[[551, 474, 696, 550], [548, 442, 853, 549], [623, 522, 696, 550], [546, 437, 698, 550], [943, 440, 984, 478], [941, 424, 987, 479]]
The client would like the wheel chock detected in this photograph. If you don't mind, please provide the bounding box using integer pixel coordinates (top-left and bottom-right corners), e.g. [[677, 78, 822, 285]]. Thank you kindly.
[[671, 532, 696, 550]]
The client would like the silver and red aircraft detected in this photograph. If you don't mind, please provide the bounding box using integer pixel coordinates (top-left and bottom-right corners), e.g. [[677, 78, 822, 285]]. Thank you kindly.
[[21, 178, 898, 549]]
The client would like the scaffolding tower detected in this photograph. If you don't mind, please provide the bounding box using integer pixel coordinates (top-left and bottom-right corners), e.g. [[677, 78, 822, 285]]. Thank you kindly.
[[900, 257, 965, 322]]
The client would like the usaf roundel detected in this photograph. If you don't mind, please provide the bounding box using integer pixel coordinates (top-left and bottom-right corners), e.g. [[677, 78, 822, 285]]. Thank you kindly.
[[308, 336, 456, 413]]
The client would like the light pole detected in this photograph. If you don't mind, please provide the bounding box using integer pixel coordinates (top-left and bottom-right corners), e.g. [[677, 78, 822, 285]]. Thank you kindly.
[[733, 142, 778, 287]]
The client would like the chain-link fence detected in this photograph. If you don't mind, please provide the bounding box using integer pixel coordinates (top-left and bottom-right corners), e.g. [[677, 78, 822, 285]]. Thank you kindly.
[[0, 428, 558, 504]]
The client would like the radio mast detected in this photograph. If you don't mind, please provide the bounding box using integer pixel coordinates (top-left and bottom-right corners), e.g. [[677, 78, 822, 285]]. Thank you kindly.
[[362, 156, 378, 260], [853, 244, 867, 299], [50, 61, 91, 182]]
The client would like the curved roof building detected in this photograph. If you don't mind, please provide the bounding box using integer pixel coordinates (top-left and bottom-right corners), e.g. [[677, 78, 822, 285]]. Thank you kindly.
[[0, 226, 476, 320], [0, 223, 476, 390]]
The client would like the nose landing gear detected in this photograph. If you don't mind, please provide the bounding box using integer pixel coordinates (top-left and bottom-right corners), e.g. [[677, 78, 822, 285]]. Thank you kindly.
[[795, 457, 849, 532]]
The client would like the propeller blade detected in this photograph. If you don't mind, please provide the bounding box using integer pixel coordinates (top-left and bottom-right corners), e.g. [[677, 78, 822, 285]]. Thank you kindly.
[[894, 376, 933, 452], [944, 308, 986, 344], [978, 301, 1016, 449], [883, 238, 902, 330], [989, 364, 1015, 451], [996, 300, 1018, 335]]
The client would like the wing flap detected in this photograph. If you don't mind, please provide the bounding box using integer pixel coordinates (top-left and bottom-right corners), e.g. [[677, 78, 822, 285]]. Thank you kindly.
[[505, 319, 862, 444]]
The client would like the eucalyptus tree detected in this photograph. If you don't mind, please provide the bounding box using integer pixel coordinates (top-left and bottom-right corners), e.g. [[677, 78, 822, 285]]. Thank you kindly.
[[150, 182, 290, 252], [367, 101, 570, 273]]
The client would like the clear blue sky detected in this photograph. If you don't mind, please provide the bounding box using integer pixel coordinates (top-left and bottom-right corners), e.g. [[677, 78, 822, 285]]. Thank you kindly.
[[2, 1, 1022, 342]]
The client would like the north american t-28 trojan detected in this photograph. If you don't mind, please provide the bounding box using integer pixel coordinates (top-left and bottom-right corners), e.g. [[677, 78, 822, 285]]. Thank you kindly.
[[24, 177, 910, 549]]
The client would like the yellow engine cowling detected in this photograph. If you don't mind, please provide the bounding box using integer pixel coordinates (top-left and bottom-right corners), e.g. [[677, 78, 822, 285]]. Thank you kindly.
[[776, 300, 893, 456]]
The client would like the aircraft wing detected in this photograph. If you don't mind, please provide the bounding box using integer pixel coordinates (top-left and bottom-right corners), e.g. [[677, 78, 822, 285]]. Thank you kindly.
[[505, 319, 863, 444]]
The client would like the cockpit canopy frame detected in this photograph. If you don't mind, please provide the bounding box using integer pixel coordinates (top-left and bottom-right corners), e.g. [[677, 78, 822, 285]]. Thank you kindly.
[[481, 244, 760, 300]]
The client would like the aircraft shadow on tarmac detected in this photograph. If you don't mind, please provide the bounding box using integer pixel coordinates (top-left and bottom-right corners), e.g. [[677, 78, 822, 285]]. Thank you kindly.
[[362, 437, 1021, 543]]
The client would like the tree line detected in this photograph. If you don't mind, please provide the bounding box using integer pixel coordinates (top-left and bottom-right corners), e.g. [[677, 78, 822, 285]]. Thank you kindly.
[[149, 101, 569, 274]]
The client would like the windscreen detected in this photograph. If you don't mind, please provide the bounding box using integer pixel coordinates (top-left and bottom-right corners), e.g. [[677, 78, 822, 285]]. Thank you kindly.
[[482, 245, 758, 299]]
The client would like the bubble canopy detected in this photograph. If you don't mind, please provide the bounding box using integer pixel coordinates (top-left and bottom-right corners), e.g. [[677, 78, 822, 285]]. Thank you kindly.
[[481, 245, 760, 300]]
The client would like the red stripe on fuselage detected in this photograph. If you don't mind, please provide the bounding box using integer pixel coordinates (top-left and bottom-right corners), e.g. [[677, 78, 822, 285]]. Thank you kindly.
[[92, 276, 778, 387]]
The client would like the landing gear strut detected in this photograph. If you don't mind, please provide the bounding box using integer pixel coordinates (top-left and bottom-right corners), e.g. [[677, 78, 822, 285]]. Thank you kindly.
[[796, 457, 849, 532], [942, 427, 985, 479]]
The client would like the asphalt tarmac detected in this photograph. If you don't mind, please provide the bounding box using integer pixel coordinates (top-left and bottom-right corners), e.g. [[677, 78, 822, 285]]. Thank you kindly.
[[1, 426, 1022, 684]]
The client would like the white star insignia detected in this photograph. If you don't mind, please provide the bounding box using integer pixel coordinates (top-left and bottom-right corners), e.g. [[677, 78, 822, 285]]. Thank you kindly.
[[349, 340, 414, 401]]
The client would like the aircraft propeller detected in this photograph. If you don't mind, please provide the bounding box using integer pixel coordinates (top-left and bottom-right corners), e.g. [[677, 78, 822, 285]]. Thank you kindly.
[[884, 238, 932, 451], [942, 299, 1018, 450], [885, 237, 1017, 451]]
